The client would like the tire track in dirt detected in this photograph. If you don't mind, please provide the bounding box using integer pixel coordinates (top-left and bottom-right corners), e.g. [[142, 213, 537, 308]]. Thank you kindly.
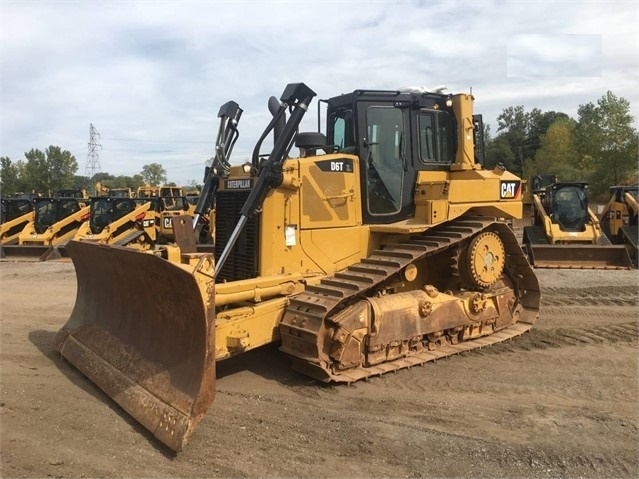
[[541, 306, 638, 319], [515, 321, 638, 350], [496, 447, 634, 478], [540, 286, 638, 306]]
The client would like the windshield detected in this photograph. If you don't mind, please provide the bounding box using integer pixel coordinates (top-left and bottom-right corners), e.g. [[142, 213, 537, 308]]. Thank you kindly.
[[1, 199, 32, 223], [553, 185, 588, 230], [159, 187, 182, 197], [35, 201, 56, 233], [158, 196, 188, 211], [89, 198, 137, 234]]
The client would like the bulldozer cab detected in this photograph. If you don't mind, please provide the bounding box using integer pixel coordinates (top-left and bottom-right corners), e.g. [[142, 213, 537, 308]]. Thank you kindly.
[[325, 89, 458, 224], [545, 183, 589, 231]]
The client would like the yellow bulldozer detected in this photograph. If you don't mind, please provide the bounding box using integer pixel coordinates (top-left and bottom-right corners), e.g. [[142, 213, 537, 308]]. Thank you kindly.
[[55, 82, 540, 451], [523, 181, 632, 268], [599, 184, 638, 267]]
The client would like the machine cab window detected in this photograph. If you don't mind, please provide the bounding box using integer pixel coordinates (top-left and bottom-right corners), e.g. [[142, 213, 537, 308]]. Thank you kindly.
[[552, 186, 588, 230], [418, 110, 451, 164], [365, 106, 405, 215], [329, 109, 356, 153]]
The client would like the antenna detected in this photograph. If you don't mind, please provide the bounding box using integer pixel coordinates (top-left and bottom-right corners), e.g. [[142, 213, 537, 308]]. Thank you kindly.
[[85, 123, 102, 181]]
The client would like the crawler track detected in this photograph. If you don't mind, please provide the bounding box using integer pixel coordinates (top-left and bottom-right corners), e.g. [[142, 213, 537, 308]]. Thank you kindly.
[[280, 215, 540, 383]]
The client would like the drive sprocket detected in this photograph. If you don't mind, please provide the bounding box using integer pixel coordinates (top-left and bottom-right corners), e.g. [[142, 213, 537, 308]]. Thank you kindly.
[[465, 231, 505, 289]]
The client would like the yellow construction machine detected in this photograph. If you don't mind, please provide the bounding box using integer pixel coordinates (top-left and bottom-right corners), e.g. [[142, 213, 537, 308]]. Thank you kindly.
[[55, 83, 540, 451], [156, 196, 198, 243], [138, 185, 183, 198], [3, 196, 90, 260], [95, 182, 134, 198], [599, 184, 638, 267], [0, 197, 34, 247], [523, 181, 632, 268], [73, 196, 161, 249], [56, 188, 89, 199]]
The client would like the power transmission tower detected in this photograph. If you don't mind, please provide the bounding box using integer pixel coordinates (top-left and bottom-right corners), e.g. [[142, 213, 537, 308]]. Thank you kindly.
[[85, 123, 102, 182]]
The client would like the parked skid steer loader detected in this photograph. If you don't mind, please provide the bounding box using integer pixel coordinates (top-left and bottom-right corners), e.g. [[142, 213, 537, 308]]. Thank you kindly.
[[55, 83, 540, 452], [599, 185, 639, 267], [2, 196, 90, 260], [0, 197, 34, 246], [73, 196, 161, 248], [523, 182, 632, 268]]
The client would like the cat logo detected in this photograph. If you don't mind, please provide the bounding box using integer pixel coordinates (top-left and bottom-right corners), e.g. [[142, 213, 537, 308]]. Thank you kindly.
[[500, 180, 521, 199]]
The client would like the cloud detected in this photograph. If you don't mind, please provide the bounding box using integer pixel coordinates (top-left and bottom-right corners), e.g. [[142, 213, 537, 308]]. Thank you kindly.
[[507, 34, 602, 78], [1, 0, 637, 185]]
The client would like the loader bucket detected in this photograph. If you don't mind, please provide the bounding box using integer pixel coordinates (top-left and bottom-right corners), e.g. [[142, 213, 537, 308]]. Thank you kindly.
[[527, 243, 633, 269], [54, 240, 216, 451]]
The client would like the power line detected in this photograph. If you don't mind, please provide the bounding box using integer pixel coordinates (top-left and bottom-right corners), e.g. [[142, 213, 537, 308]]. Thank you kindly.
[[104, 137, 214, 145]]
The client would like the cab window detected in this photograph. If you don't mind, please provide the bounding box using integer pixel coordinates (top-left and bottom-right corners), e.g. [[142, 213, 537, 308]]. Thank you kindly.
[[366, 106, 404, 215], [419, 110, 451, 164], [329, 109, 355, 153]]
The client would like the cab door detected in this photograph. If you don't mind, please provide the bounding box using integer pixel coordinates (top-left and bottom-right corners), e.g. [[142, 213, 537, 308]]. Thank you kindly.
[[357, 101, 415, 224]]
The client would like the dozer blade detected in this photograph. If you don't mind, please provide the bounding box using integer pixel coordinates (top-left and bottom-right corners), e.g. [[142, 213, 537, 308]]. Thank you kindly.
[[527, 243, 632, 269], [54, 240, 216, 451]]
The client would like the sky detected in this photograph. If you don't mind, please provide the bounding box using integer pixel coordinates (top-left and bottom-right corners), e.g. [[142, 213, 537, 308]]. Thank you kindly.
[[1, 0, 637, 186]]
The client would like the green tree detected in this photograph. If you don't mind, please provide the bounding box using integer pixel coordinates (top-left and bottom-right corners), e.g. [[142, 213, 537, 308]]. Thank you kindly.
[[576, 91, 638, 196], [531, 118, 582, 181], [1, 157, 20, 194], [494, 106, 571, 176], [112, 174, 144, 190], [484, 136, 517, 172], [527, 110, 571, 156], [92, 172, 116, 184], [22, 146, 78, 194], [140, 163, 167, 186]]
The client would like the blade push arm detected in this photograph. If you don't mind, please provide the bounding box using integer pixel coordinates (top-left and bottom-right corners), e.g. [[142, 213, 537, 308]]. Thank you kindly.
[[193, 101, 243, 230]]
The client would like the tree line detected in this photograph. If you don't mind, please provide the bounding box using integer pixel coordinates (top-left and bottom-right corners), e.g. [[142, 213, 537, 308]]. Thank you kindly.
[[483, 90, 637, 198], [1, 90, 636, 200], [0, 148, 171, 196]]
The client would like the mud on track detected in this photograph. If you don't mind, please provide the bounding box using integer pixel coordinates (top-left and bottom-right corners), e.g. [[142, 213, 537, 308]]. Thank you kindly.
[[1, 262, 638, 478]]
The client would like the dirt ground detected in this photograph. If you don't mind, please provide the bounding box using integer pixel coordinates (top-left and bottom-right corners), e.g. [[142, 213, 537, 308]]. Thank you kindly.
[[1, 257, 638, 478]]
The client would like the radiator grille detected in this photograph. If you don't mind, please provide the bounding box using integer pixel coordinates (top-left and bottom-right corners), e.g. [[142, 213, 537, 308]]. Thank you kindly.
[[215, 191, 259, 282]]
